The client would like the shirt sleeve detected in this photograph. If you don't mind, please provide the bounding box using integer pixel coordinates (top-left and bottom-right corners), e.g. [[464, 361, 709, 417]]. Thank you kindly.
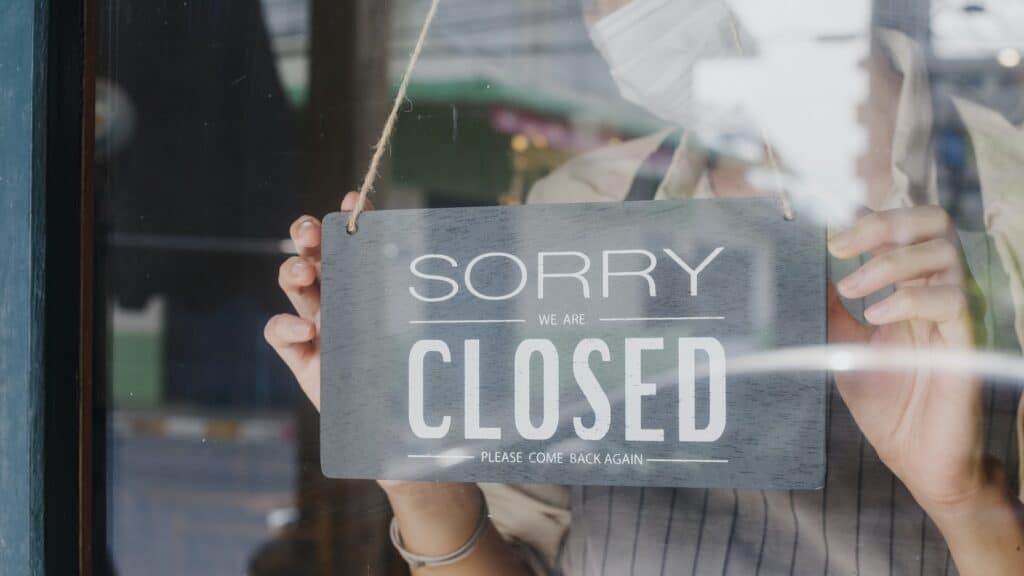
[[479, 483, 571, 575], [953, 97, 1024, 500], [526, 129, 674, 205]]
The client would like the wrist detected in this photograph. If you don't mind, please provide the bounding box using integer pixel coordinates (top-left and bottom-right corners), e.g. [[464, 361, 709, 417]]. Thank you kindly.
[[381, 481, 486, 559], [918, 467, 1024, 575], [915, 460, 1010, 525], [390, 491, 490, 570]]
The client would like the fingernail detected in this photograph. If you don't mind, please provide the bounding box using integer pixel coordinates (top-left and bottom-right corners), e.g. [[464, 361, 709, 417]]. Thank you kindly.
[[298, 218, 316, 233], [837, 271, 861, 296], [290, 319, 312, 338], [864, 299, 891, 324], [292, 260, 310, 276]]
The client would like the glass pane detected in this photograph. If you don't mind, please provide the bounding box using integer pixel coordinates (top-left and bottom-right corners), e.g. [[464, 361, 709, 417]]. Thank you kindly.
[[95, 0, 1024, 574]]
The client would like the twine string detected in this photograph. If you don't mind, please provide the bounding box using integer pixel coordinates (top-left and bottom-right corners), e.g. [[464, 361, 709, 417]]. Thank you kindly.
[[347, 0, 442, 233], [349, 0, 793, 232]]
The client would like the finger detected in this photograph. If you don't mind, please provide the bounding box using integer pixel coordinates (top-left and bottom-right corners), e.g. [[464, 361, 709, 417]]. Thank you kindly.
[[264, 314, 321, 409], [863, 285, 973, 346], [289, 215, 322, 260], [278, 256, 321, 319], [341, 191, 374, 212], [827, 283, 871, 344], [264, 313, 317, 368], [828, 206, 954, 260], [835, 238, 961, 299], [863, 285, 968, 325]]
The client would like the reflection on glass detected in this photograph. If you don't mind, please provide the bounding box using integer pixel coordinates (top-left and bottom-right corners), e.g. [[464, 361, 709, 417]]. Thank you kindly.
[[96, 0, 1024, 574]]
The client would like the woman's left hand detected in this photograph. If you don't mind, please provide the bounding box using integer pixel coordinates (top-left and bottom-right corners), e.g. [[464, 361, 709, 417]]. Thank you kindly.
[[826, 206, 988, 514]]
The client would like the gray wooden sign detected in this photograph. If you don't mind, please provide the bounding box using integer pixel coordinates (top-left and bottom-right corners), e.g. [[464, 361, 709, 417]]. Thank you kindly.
[[321, 199, 826, 489]]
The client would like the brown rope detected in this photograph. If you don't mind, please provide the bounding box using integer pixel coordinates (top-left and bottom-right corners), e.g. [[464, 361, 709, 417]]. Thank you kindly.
[[347, 0, 442, 233]]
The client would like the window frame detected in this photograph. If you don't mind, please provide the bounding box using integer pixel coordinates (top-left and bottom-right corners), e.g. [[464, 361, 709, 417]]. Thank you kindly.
[[0, 0, 96, 573]]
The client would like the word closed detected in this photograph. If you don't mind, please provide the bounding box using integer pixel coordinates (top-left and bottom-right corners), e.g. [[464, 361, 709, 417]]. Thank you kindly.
[[408, 337, 726, 442]]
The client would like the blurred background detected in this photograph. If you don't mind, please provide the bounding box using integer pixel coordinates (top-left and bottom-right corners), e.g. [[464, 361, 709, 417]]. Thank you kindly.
[[93, 0, 1024, 574]]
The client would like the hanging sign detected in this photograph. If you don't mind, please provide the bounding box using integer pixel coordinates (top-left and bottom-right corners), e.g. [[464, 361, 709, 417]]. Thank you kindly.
[[320, 198, 826, 489]]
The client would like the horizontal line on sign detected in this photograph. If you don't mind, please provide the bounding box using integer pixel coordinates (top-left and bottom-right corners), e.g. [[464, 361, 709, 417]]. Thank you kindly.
[[409, 319, 526, 324], [646, 458, 730, 464], [599, 316, 725, 322], [407, 454, 476, 460]]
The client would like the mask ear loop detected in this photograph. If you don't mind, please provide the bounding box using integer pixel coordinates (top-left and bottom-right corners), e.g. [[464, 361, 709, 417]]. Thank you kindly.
[[724, 4, 795, 221], [764, 143, 795, 220], [347, 0, 442, 234]]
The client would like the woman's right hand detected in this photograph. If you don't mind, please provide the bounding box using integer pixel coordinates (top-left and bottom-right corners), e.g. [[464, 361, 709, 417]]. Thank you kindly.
[[264, 194, 530, 575], [265, 191, 372, 412], [264, 195, 434, 490], [264, 194, 413, 493]]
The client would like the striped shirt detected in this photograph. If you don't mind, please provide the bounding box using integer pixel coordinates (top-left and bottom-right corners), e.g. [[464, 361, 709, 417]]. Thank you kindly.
[[558, 379, 1021, 575]]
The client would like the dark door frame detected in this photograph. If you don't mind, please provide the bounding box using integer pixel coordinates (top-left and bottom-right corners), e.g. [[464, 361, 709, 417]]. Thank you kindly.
[[0, 0, 95, 574]]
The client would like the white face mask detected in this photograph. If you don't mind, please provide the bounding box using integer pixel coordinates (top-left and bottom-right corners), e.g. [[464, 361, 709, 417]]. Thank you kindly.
[[588, 0, 738, 127]]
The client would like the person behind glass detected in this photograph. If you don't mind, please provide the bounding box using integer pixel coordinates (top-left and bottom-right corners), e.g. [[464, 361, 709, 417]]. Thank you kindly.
[[265, 0, 1024, 573]]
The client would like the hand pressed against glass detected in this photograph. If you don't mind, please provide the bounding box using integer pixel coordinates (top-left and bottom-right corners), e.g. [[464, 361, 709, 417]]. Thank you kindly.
[[828, 206, 980, 508], [828, 208, 1024, 573]]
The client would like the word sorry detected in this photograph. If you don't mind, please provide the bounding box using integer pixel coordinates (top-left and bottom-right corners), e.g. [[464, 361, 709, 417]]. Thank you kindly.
[[408, 337, 726, 442], [408, 247, 724, 302]]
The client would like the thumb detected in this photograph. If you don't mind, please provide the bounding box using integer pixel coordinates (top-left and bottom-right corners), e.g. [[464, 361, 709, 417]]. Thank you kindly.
[[828, 282, 870, 344]]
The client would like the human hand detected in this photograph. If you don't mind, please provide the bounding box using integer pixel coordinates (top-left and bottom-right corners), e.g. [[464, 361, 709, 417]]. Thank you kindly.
[[265, 205, 520, 570], [265, 192, 376, 407], [264, 194, 442, 494], [827, 206, 990, 515]]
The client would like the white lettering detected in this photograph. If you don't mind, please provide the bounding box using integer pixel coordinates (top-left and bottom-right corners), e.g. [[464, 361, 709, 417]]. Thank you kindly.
[[465, 252, 528, 301], [409, 254, 460, 303], [572, 339, 611, 440], [602, 250, 657, 298], [464, 340, 501, 440], [538, 251, 591, 299], [662, 247, 724, 295], [408, 340, 452, 439], [624, 338, 664, 441], [406, 337, 727, 443], [678, 337, 727, 441], [514, 339, 560, 440]]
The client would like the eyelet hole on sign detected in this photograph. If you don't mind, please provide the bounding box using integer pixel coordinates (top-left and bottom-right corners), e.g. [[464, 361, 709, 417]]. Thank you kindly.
[[346, 222, 358, 235]]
